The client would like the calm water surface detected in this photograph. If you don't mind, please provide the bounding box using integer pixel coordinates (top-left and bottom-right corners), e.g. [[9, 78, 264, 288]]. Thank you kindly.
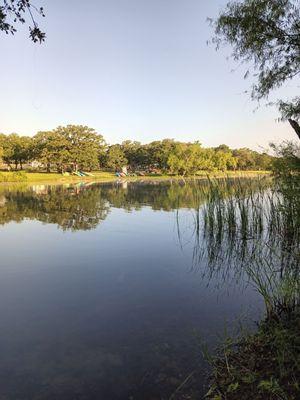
[[0, 180, 263, 399]]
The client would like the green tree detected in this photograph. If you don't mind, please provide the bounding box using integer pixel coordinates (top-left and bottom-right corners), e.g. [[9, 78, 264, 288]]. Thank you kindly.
[[147, 139, 177, 170], [121, 141, 148, 169], [254, 152, 273, 170], [213, 149, 237, 171], [271, 141, 300, 175], [0, 133, 12, 167], [15, 135, 33, 169], [167, 142, 204, 176], [211, 0, 300, 139], [0, 133, 33, 169], [106, 144, 128, 170], [55, 125, 106, 172], [33, 131, 70, 172], [233, 148, 257, 170], [214, 144, 231, 153]]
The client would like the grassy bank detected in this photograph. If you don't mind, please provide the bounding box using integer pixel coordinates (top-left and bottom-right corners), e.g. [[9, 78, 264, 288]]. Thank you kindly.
[[0, 170, 270, 184], [0, 171, 116, 183], [206, 313, 300, 400]]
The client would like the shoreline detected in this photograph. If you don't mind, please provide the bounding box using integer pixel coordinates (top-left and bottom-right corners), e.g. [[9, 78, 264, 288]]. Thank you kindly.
[[205, 311, 300, 400], [0, 170, 270, 186]]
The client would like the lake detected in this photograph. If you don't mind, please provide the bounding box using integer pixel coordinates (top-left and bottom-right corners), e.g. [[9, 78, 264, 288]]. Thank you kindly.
[[0, 180, 264, 399]]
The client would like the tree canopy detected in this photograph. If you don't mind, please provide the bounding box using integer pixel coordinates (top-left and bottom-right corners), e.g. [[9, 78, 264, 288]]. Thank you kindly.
[[211, 0, 300, 138], [0, 126, 275, 174]]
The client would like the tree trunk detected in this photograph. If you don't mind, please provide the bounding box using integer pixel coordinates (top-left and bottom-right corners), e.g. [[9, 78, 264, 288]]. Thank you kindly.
[[288, 119, 300, 140]]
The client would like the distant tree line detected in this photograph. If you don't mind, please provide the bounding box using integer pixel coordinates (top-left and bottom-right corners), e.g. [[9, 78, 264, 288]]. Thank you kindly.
[[0, 125, 274, 175]]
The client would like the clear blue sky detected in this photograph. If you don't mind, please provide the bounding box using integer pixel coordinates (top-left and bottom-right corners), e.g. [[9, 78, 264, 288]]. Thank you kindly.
[[0, 0, 297, 149]]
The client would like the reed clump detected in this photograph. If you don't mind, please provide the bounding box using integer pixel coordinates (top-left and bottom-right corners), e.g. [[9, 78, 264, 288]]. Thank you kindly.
[[190, 175, 300, 399], [185, 176, 300, 317]]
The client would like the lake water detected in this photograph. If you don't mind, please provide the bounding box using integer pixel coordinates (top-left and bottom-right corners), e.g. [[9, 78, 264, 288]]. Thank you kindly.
[[0, 180, 264, 399]]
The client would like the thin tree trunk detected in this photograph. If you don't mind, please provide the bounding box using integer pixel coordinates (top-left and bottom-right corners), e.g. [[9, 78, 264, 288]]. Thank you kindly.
[[288, 119, 300, 140]]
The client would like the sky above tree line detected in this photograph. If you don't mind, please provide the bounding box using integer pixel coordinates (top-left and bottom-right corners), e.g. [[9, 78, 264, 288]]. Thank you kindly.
[[0, 0, 298, 150]]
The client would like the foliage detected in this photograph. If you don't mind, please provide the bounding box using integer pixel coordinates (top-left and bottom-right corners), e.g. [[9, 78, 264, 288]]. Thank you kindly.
[[243, 149, 272, 170], [0, 133, 33, 169], [270, 140, 300, 175], [211, 0, 300, 136], [206, 313, 300, 400], [105, 144, 128, 170], [121, 140, 147, 169], [0, 129, 275, 174], [33, 130, 70, 172], [32, 125, 106, 172], [0, 0, 45, 42], [167, 142, 204, 175], [55, 125, 106, 172], [147, 139, 177, 170]]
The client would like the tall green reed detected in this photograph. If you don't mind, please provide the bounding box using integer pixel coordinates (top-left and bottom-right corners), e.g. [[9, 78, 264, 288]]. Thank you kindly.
[[178, 176, 300, 319]]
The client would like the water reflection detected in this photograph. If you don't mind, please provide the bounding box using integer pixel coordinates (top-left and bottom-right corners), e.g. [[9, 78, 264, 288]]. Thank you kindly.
[[0, 179, 267, 399], [0, 178, 271, 230]]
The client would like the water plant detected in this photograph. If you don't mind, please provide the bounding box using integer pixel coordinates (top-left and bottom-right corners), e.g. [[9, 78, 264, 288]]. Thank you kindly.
[[179, 175, 300, 399]]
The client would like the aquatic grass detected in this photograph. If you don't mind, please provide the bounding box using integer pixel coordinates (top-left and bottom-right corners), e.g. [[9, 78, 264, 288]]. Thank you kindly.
[[247, 259, 300, 319], [182, 176, 300, 399], [176, 175, 300, 316]]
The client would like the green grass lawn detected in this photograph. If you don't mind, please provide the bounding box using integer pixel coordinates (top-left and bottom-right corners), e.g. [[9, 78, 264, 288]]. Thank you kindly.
[[0, 170, 116, 183], [0, 170, 270, 184]]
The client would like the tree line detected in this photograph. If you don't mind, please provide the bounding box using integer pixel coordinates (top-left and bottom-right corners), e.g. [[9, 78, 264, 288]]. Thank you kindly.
[[0, 125, 274, 175]]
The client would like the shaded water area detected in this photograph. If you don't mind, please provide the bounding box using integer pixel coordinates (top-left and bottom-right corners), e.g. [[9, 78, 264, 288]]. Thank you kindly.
[[0, 179, 271, 400]]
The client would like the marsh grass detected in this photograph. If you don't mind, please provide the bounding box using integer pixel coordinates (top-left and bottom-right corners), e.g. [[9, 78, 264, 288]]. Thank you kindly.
[[177, 176, 300, 399], [177, 176, 300, 318]]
